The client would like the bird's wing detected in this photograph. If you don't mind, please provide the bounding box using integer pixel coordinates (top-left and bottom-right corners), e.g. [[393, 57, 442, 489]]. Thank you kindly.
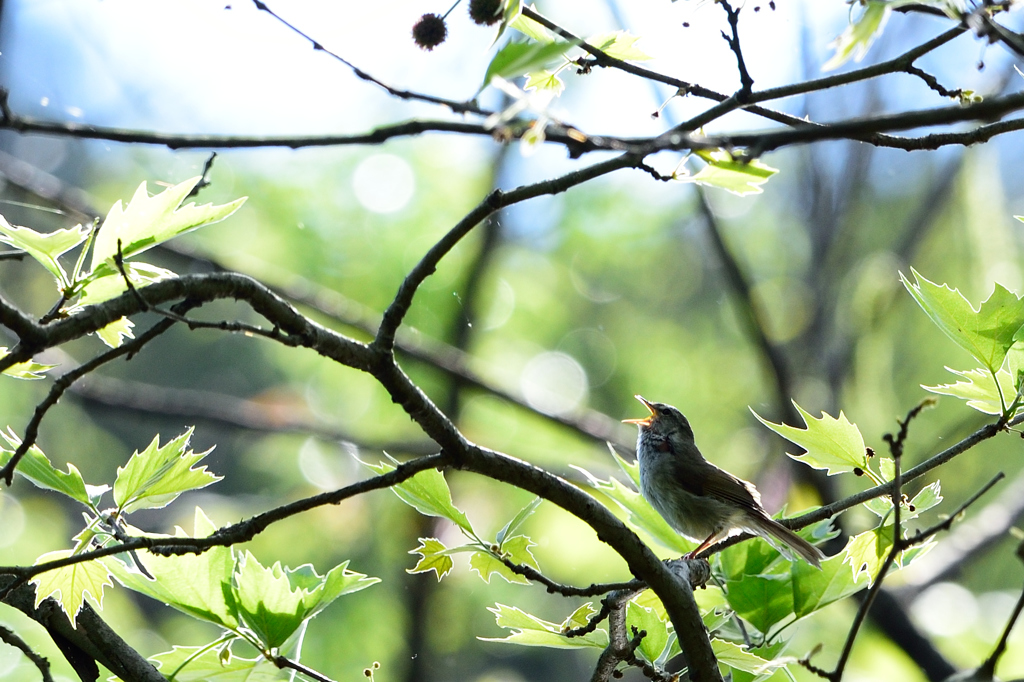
[[700, 466, 763, 513]]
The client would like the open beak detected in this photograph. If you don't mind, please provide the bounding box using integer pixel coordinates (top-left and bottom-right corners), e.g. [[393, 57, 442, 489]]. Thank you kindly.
[[622, 394, 656, 425]]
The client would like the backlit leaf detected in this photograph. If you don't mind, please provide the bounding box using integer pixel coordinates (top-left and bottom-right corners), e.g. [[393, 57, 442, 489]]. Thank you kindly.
[[752, 402, 867, 475], [408, 537, 454, 581], [32, 549, 114, 626], [823, 1, 890, 71], [113, 428, 221, 513], [678, 150, 778, 196]]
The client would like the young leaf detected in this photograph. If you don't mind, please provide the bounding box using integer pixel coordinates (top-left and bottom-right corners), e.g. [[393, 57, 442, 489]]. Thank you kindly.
[[148, 646, 281, 682], [573, 463, 692, 554], [233, 551, 379, 650], [723, 573, 794, 635], [0, 429, 99, 506], [491, 0, 523, 46], [0, 216, 89, 287], [524, 70, 565, 94], [627, 600, 669, 663], [362, 456, 475, 536], [843, 526, 894, 586], [32, 549, 114, 626], [561, 602, 598, 631], [904, 481, 942, 522], [791, 551, 868, 619], [471, 536, 538, 584], [586, 31, 652, 61], [104, 508, 239, 630], [408, 538, 454, 581], [823, 1, 891, 71], [752, 402, 868, 475], [901, 269, 1024, 374], [480, 604, 608, 649], [678, 150, 778, 196], [95, 317, 136, 349], [75, 261, 177, 308], [113, 428, 221, 514], [496, 497, 542, 547], [711, 639, 781, 676], [89, 177, 246, 271], [923, 367, 1016, 415], [511, 6, 555, 43], [0, 347, 58, 380], [482, 40, 576, 90]]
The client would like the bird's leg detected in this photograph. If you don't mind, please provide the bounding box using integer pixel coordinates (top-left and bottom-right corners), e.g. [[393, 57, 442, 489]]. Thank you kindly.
[[684, 532, 719, 560]]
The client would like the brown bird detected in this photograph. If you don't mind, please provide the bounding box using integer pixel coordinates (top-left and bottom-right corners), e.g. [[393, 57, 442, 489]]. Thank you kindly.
[[624, 395, 824, 567]]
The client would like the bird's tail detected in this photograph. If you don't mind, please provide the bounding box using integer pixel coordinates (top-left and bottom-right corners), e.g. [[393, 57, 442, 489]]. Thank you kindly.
[[750, 515, 825, 568]]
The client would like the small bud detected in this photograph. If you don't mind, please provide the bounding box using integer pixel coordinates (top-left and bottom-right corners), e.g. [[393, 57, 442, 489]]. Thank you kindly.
[[412, 13, 448, 51], [682, 21, 690, 27], [769, 0, 776, 8], [866, 447, 875, 458], [469, 0, 503, 25], [909, 505, 917, 512], [364, 670, 373, 678], [853, 467, 864, 476]]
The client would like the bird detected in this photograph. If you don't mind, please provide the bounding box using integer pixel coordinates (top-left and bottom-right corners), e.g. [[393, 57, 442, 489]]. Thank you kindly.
[[624, 395, 824, 567]]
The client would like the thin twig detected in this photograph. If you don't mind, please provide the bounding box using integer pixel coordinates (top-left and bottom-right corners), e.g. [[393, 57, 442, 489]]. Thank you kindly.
[[499, 557, 643, 596], [719, 0, 754, 99], [0, 624, 54, 682]]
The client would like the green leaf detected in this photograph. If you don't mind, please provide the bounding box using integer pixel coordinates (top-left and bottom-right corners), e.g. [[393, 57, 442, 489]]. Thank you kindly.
[[843, 526, 894, 586], [791, 551, 868, 619], [482, 40, 575, 90], [573, 460, 692, 554], [497, 497, 542, 547], [524, 70, 565, 94], [0, 347, 56, 380], [95, 317, 136, 349], [905, 481, 942, 522], [923, 366, 1016, 414], [0, 215, 89, 286], [408, 538, 454, 581], [480, 604, 608, 649], [233, 551, 379, 650], [491, 0, 523, 47], [0, 429, 99, 506], [75, 261, 177, 308], [104, 507, 239, 630], [149, 646, 287, 682], [723, 573, 793, 635], [470, 536, 538, 584], [362, 456, 475, 536], [678, 150, 779, 196], [113, 428, 221, 514], [586, 30, 652, 61], [901, 269, 1024, 374], [32, 549, 114, 626], [752, 402, 867, 475], [561, 602, 598, 631], [712, 639, 779, 675], [89, 177, 246, 272], [511, 6, 555, 43], [823, 1, 891, 71], [627, 599, 669, 664]]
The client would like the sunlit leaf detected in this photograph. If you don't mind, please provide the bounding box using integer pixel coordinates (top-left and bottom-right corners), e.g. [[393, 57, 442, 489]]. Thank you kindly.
[[627, 599, 669, 663], [574, 458, 692, 554], [712, 639, 781, 675], [723, 573, 793, 635], [678, 150, 778, 196], [233, 551, 379, 650], [0, 215, 89, 286], [148, 646, 286, 682], [114, 428, 221, 513], [923, 366, 1016, 414], [480, 603, 608, 649], [76, 261, 177, 308], [752, 402, 868, 475], [586, 30, 652, 61], [0, 347, 56, 380], [470, 535, 538, 584], [90, 177, 245, 271], [483, 40, 575, 90], [901, 269, 1024, 374], [362, 456, 475, 536], [32, 549, 114, 626], [823, 1, 891, 71], [843, 526, 893, 586], [0, 429, 98, 506], [561, 602, 598, 631], [496, 497, 542, 547], [105, 507, 239, 630], [791, 550, 868, 618], [511, 6, 555, 43], [491, 0, 523, 46], [408, 537, 454, 581], [524, 70, 565, 94], [95, 317, 136, 349]]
